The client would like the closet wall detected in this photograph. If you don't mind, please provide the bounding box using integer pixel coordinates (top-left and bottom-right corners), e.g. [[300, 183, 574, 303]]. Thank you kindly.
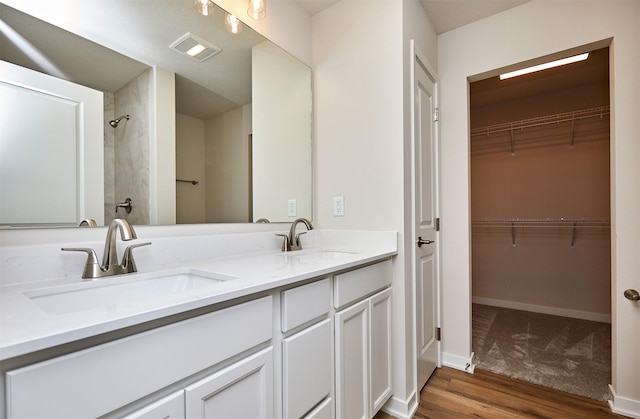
[[471, 49, 611, 322]]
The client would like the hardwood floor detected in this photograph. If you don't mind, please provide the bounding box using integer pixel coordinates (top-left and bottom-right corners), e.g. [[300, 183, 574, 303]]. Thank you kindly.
[[374, 367, 625, 419]]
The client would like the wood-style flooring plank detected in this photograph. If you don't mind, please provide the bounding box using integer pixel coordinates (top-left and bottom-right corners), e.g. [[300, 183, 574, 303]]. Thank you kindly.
[[374, 367, 624, 419]]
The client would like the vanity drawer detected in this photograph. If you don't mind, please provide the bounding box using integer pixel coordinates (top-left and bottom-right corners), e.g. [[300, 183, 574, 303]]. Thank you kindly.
[[5, 296, 273, 419], [281, 278, 331, 332], [334, 260, 392, 309]]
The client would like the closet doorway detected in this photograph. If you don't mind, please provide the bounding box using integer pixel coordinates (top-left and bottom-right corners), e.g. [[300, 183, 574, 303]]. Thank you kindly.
[[470, 47, 611, 401]]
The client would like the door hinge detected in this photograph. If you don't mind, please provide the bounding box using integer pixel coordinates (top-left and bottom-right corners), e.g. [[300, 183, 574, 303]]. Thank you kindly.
[[435, 217, 440, 231], [436, 327, 442, 341], [433, 107, 439, 122]]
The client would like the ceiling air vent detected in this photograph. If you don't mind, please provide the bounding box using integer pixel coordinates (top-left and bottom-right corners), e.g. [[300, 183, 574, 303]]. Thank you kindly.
[[169, 32, 221, 62]]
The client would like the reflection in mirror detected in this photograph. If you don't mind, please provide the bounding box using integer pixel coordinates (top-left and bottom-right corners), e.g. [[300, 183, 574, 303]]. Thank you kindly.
[[0, 0, 312, 228]]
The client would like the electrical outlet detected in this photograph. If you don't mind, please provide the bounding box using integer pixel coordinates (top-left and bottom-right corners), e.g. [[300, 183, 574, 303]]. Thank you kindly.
[[288, 199, 297, 217], [333, 196, 345, 216]]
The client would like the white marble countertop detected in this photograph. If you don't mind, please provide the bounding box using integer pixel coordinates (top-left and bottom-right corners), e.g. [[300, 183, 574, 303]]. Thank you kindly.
[[0, 233, 396, 361]]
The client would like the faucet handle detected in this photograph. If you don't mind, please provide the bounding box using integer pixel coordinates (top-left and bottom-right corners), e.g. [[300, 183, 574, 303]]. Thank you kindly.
[[294, 231, 307, 246], [61, 248, 102, 280], [121, 242, 151, 273], [276, 234, 292, 252]]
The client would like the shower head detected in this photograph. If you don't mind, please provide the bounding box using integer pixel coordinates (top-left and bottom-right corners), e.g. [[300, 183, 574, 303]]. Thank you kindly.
[[109, 115, 129, 128]]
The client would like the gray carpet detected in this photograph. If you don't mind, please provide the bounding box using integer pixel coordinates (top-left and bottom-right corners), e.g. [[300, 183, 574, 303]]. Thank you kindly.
[[472, 304, 611, 401]]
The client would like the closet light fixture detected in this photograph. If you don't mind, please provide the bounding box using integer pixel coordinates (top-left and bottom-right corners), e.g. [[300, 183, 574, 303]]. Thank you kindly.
[[225, 14, 243, 34], [499, 53, 589, 80], [247, 0, 266, 20], [194, 0, 215, 16]]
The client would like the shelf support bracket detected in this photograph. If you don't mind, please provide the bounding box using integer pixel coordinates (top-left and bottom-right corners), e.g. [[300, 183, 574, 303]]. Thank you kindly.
[[570, 221, 578, 248], [569, 117, 576, 148], [510, 126, 515, 156], [511, 222, 516, 247]]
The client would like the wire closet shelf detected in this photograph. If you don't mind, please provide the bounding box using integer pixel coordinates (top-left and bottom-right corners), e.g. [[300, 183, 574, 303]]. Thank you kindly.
[[472, 218, 611, 247], [470, 106, 610, 155]]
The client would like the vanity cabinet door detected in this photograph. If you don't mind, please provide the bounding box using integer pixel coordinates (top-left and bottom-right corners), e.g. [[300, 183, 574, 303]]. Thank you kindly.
[[369, 288, 392, 414], [283, 318, 332, 418], [334, 287, 392, 419], [185, 347, 273, 419], [335, 298, 369, 419]]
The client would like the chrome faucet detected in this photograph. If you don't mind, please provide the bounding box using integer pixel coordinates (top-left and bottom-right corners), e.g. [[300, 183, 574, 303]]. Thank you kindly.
[[277, 218, 313, 252], [78, 218, 97, 227], [62, 219, 151, 280]]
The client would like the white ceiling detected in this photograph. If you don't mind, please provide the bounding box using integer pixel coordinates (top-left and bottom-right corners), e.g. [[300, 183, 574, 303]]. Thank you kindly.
[[419, 0, 531, 34], [295, 0, 531, 34]]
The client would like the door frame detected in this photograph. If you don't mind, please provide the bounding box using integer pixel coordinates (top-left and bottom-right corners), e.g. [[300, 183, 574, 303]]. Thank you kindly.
[[410, 39, 442, 392]]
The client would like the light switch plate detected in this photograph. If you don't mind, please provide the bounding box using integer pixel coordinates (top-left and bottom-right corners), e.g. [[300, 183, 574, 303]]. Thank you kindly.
[[288, 199, 297, 217], [333, 196, 344, 216]]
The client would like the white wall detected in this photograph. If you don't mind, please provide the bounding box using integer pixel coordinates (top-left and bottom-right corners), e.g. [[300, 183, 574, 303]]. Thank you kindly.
[[438, 0, 640, 414], [313, 0, 403, 231], [149, 66, 176, 225], [313, 0, 437, 415], [205, 105, 252, 223], [176, 113, 206, 224], [252, 41, 312, 222]]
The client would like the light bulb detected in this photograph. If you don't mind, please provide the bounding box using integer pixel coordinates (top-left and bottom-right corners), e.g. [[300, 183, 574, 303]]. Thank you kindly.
[[247, 0, 266, 20], [225, 14, 243, 34], [194, 0, 215, 16], [500, 53, 589, 80]]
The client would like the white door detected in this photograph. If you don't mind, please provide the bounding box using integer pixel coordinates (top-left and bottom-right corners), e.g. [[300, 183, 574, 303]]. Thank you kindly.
[[0, 60, 103, 226], [413, 44, 440, 390]]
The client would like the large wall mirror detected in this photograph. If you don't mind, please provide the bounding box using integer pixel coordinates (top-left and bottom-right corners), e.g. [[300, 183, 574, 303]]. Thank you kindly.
[[0, 0, 312, 228]]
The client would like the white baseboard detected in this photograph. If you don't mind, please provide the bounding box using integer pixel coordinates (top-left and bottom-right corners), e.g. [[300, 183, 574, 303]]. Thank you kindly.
[[442, 351, 475, 373], [381, 392, 419, 419], [608, 385, 640, 418], [473, 296, 611, 323]]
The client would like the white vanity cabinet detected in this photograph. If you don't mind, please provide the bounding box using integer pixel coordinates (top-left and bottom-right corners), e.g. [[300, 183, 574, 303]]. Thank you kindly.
[[334, 261, 393, 419], [2, 254, 395, 419], [5, 296, 273, 419], [281, 278, 333, 419]]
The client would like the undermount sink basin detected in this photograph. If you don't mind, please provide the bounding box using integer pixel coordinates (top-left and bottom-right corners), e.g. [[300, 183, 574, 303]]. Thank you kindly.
[[26, 270, 235, 315]]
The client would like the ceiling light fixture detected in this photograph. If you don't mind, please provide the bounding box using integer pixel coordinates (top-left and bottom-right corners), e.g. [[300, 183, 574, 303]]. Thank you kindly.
[[187, 44, 206, 57], [170, 33, 222, 62], [499, 53, 589, 80], [225, 14, 243, 34], [194, 0, 215, 16], [247, 0, 266, 20]]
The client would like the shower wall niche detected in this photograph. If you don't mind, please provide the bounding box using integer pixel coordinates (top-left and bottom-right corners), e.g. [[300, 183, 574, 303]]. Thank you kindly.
[[470, 48, 611, 322]]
